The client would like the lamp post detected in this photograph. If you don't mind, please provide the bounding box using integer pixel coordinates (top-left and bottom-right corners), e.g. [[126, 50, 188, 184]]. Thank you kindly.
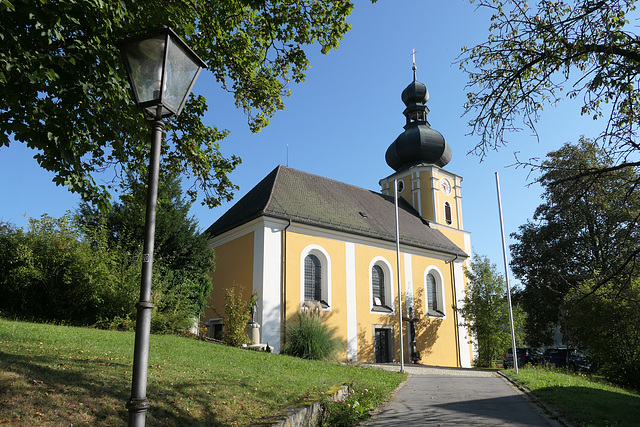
[[118, 27, 206, 426]]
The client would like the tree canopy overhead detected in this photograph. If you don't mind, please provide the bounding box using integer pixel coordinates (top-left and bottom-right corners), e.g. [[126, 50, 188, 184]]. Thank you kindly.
[[0, 0, 357, 210], [459, 0, 640, 165]]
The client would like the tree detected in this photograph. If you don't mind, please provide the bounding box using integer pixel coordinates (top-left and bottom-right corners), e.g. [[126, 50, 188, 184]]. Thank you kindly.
[[458, 254, 526, 367], [510, 138, 640, 347], [459, 0, 640, 174], [0, 215, 139, 324], [565, 275, 640, 387], [0, 0, 358, 209], [77, 169, 215, 330]]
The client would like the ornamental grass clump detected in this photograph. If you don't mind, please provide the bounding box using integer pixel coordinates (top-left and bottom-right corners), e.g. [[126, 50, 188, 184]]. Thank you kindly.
[[282, 303, 345, 360]]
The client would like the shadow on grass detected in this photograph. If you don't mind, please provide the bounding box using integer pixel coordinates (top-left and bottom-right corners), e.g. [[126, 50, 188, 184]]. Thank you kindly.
[[0, 350, 234, 426], [530, 385, 640, 426]]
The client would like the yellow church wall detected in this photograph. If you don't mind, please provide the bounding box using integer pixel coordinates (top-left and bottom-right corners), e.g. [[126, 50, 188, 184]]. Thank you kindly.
[[353, 244, 403, 363], [281, 228, 464, 365], [409, 256, 461, 367], [204, 231, 255, 322], [282, 230, 349, 357]]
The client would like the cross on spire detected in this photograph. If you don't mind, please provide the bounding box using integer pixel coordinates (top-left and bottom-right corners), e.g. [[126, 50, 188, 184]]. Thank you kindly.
[[410, 48, 418, 80]]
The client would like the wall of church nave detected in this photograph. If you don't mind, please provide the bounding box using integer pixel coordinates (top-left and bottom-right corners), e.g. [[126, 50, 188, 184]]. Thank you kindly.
[[281, 231, 350, 359], [204, 231, 255, 324]]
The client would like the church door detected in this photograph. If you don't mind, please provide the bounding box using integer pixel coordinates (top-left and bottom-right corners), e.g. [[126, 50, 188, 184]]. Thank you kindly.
[[374, 328, 391, 363]]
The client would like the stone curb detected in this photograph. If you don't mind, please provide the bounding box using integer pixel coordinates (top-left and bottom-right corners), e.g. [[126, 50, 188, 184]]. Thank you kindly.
[[250, 385, 349, 427]]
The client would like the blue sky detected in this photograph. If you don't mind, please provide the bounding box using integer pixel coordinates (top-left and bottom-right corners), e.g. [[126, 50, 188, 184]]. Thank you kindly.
[[0, 0, 606, 285]]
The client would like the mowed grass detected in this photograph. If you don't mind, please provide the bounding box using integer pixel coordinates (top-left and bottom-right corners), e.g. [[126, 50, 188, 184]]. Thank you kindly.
[[0, 319, 405, 426], [503, 366, 640, 427]]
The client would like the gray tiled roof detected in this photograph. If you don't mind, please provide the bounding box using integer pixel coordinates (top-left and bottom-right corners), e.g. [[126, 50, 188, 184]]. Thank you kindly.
[[205, 166, 467, 257]]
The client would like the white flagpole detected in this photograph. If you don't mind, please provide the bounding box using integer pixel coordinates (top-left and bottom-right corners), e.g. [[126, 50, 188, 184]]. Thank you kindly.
[[394, 179, 405, 373], [495, 172, 519, 374]]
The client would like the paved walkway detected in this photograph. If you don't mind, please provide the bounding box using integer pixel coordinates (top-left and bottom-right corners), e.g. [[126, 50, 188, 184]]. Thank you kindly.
[[361, 364, 561, 426]]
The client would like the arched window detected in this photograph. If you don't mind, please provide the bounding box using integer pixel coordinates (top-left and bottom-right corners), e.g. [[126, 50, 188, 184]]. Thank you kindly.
[[444, 201, 452, 225], [300, 246, 331, 309], [372, 265, 385, 306], [370, 258, 393, 313], [427, 273, 439, 312], [425, 268, 445, 318], [304, 254, 322, 302]]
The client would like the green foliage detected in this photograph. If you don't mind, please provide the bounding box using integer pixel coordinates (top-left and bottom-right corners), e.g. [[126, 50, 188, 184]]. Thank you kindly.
[[0, 215, 138, 324], [511, 139, 640, 388], [77, 171, 215, 330], [511, 139, 640, 332], [320, 386, 385, 426], [565, 276, 640, 388], [282, 306, 346, 361], [220, 285, 258, 347], [459, 0, 640, 165], [0, 0, 358, 209], [0, 173, 214, 331], [458, 254, 526, 367]]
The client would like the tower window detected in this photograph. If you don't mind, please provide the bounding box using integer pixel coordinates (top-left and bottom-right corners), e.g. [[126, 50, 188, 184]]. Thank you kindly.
[[444, 201, 452, 225]]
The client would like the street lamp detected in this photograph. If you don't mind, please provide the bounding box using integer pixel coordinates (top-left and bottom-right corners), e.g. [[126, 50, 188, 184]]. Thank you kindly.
[[118, 27, 206, 427]]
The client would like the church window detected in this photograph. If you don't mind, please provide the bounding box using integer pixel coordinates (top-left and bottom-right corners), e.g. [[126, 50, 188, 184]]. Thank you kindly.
[[370, 258, 393, 313], [425, 269, 445, 317], [372, 265, 385, 306], [301, 246, 331, 309], [304, 254, 322, 302], [444, 201, 452, 225]]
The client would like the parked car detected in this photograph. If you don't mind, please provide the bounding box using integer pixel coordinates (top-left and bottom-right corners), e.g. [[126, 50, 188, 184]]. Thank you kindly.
[[503, 347, 541, 368], [541, 348, 593, 372]]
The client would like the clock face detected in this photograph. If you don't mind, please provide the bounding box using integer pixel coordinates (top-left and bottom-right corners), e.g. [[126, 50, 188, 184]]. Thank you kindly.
[[440, 178, 452, 195]]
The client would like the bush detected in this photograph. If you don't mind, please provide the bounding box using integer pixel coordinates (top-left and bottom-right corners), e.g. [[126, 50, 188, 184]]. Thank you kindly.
[[320, 385, 384, 426], [220, 285, 257, 347], [282, 305, 345, 361]]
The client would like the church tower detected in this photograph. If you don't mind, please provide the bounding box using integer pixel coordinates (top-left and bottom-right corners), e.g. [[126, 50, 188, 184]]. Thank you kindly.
[[379, 66, 468, 244]]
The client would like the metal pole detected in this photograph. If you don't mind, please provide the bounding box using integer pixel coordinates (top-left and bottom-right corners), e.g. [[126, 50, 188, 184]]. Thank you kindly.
[[495, 172, 518, 374], [394, 179, 405, 373], [127, 118, 164, 426]]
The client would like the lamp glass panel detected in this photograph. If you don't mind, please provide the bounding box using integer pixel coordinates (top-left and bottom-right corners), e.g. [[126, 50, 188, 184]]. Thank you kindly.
[[163, 37, 201, 112], [123, 35, 166, 104]]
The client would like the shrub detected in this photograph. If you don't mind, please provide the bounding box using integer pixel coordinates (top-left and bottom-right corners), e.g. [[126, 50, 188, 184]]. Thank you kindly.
[[282, 304, 345, 360], [220, 285, 257, 347], [320, 386, 383, 426]]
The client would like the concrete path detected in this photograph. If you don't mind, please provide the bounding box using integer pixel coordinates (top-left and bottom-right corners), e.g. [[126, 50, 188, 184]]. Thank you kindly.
[[362, 364, 561, 426]]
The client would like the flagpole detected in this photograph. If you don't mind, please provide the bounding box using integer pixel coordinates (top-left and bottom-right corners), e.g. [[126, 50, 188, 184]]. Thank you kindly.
[[394, 179, 405, 373], [495, 172, 518, 374]]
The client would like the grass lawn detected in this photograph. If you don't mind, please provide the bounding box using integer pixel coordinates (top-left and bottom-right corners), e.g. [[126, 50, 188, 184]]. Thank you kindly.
[[503, 366, 640, 427], [0, 319, 405, 426]]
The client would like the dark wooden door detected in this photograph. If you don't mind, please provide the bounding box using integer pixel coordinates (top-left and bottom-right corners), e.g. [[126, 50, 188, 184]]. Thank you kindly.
[[374, 328, 390, 363]]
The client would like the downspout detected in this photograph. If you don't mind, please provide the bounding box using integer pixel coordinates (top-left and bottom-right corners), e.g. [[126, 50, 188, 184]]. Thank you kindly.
[[281, 219, 292, 346], [450, 253, 461, 367]]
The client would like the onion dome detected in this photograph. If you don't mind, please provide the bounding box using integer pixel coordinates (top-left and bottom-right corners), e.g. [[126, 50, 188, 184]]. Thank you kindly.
[[385, 71, 451, 171]]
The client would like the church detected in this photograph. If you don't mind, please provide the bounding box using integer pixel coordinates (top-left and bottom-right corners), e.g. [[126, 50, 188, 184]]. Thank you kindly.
[[203, 69, 474, 368]]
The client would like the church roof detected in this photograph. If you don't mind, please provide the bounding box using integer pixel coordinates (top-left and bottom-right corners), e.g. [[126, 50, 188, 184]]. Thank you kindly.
[[205, 166, 467, 258]]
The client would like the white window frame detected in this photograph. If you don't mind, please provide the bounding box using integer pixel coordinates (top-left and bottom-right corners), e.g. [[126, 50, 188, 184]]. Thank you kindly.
[[369, 257, 394, 314], [300, 245, 332, 310], [425, 266, 446, 318]]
